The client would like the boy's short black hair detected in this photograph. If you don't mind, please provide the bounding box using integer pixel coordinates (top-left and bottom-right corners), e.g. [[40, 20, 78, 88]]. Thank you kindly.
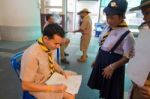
[[46, 14, 53, 21], [43, 23, 65, 39]]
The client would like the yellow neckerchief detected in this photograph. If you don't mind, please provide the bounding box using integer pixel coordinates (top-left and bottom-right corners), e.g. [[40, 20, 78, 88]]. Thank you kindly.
[[112, 21, 128, 29], [100, 21, 128, 46], [37, 37, 55, 75]]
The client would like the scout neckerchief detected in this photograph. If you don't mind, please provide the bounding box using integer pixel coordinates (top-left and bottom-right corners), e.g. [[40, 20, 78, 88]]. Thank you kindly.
[[37, 37, 55, 75], [100, 21, 128, 46]]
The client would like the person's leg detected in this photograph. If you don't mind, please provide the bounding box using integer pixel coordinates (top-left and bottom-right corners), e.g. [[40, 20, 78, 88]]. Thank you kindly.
[[60, 45, 65, 60], [78, 50, 88, 62], [64, 39, 70, 56], [82, 50, 88, 58], [63, 38, 70, 50], [78, 35, 91, 62], [60, 45, 69, 64], [60, 38, 70, 64]]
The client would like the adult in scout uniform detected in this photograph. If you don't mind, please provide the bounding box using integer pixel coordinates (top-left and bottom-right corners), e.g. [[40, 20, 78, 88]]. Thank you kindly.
[[43, 14, 70, 64], [128, 0, 150, 99], [88, 0, 135, 99], [74, 8, 92, 62], [20, 24, 76, 99], [43, 14, 55, 30]]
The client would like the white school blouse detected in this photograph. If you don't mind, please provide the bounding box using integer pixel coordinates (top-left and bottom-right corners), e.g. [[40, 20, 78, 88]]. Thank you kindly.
[[99, 26, 135, 58]]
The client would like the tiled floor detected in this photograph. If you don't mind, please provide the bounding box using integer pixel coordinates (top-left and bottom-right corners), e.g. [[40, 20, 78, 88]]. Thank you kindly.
[[0, 33, 132, 99]]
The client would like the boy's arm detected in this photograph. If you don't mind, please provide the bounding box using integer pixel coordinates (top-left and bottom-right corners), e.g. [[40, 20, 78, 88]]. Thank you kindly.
[[22, 80, 66, 92]]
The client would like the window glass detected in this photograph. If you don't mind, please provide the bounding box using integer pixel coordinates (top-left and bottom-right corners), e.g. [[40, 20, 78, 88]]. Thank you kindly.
[[48, 8, 62, 13], [48, 0, 62, 6]]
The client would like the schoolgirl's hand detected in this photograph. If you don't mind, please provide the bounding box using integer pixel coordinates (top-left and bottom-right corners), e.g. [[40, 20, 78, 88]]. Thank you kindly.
[[102, 64, 114, 79]]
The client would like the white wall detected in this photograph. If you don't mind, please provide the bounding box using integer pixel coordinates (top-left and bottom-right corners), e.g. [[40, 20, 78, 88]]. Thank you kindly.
[[0, 0, 41, 27], [0, 0, 41, 41], [0, 5, 2, 40], [0, 5, 2, 25]]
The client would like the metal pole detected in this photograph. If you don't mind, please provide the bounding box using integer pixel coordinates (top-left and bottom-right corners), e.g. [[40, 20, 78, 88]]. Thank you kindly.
[[63, 0, 67, 32], [98, 0, 102, 23], [74, 0, 77, 30]]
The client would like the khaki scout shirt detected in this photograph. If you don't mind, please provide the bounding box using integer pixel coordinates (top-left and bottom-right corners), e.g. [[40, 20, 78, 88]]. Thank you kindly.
[[80, 15, 92, 35], [20, 43, 64, 99]]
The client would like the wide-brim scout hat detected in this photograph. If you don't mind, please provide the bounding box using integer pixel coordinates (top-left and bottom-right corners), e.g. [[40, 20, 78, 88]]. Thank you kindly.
[[130, 0, 150, 11], [103, 0, 128, 15], [77, 8, 90, 15]]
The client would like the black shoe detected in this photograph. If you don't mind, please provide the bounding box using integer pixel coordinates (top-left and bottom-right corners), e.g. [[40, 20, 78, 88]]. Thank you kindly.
[[64, 52, 69, 56], [61, 58, 70, 64]]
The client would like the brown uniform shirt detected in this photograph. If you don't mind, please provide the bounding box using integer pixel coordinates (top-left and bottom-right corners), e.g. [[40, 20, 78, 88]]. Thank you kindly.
[[80, 15, 92, 51]]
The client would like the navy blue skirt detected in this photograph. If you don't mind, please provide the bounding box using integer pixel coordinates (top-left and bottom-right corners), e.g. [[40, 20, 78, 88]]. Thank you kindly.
[[88, 49, 125, 99]]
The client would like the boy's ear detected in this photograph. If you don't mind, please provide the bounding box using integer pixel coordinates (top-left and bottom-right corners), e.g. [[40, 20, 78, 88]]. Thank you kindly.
[[42, 36, 49, 42]]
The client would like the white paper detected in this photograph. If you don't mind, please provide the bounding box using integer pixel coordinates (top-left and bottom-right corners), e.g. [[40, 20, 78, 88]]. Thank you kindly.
[[45, 72, 82, 94], [126, 29, 150, 87]]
